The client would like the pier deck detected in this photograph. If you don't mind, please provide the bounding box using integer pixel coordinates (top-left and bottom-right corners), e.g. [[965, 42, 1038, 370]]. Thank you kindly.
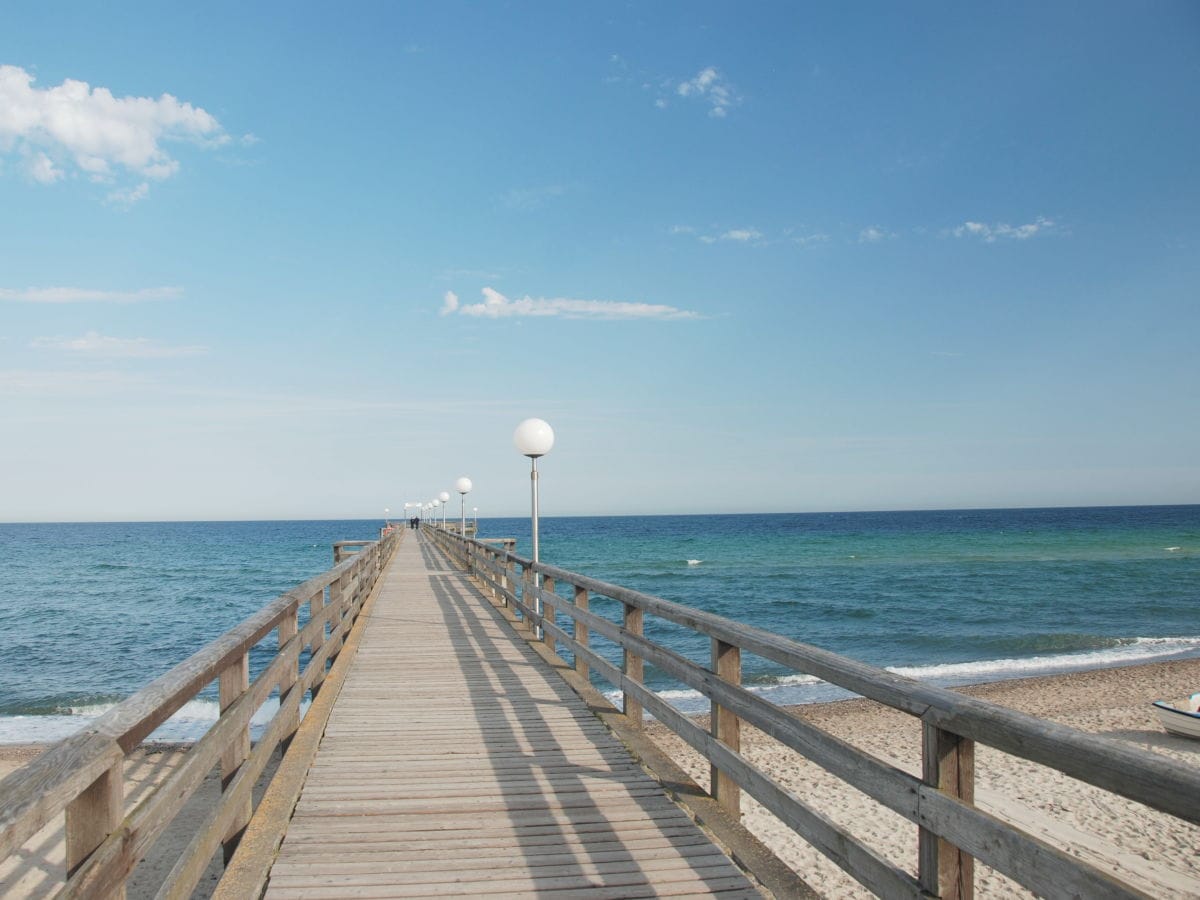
[[263, 532, 760, 898]]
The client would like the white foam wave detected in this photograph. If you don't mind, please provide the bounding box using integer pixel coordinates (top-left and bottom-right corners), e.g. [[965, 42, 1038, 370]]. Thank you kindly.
[[0, 696, 310, 745], [601, 636, 1200, 717], [887, 636, 1200, 683]]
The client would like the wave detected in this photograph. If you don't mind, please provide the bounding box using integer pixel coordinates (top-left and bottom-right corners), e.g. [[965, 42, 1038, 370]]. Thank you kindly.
[[0, 696, 311, 745], [604, 635, 1200, 715], [8, 636, 1200, 743]]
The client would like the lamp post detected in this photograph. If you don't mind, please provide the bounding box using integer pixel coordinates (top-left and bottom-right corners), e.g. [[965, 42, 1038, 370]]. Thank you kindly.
[[514, 418, 554, 564], [455, 477, 472, 535], [438, 491, 450, 529], [514, 418, 554, 636], [473, 506, 478, 535]]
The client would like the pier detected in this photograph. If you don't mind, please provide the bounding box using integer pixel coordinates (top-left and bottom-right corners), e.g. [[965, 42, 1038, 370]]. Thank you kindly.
[[2, 527, 1200, 898]]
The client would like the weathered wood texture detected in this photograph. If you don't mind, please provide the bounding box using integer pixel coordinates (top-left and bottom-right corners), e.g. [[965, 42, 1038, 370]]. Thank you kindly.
[[264, 531, 761, 899], [427, 526, 1194, 900]]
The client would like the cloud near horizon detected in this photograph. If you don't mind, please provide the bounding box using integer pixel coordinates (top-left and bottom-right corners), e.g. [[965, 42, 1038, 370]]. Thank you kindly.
[[440, 288, 702, 321], [0, 65, 227, 200], [0, 286, 183, 303], [31, 331, 207, 358]]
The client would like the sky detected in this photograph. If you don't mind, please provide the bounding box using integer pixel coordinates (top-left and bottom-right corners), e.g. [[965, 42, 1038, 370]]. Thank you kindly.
[[1, 2, 1198, 522]]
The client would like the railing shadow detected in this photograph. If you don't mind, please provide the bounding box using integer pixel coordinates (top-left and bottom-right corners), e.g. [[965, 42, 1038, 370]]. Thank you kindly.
[[419, 531, 747, 895]]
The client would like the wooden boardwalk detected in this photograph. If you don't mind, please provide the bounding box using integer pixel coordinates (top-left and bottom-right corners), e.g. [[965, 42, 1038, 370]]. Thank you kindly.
[[263, 532, 761, 898]]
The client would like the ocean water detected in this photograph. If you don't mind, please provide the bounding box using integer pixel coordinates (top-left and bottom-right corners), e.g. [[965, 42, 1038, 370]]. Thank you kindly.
[[1, 506, 1197, 742]]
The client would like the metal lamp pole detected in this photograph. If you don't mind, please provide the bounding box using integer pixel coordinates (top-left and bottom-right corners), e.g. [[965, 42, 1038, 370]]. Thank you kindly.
[[514, 418, 555, 635], [455, 477, 472, 535]]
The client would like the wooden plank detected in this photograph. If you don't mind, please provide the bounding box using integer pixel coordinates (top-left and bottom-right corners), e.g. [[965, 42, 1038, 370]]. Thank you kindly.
[[213, 536, 398, 900], [260, 532, 757, 899]]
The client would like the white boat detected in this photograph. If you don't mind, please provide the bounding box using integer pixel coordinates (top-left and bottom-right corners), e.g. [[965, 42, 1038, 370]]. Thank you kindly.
[[1152, 693, 1200, 739]]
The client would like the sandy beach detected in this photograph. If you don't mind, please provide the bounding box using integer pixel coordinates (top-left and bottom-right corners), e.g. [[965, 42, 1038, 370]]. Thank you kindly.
[[646, 658, 1200, 898], [3, 659, 1198, 898]]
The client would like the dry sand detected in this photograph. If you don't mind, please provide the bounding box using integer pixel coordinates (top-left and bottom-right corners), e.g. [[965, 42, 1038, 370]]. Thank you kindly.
[[3, 660, 1198, 898], [646, 658, 1200, 898]]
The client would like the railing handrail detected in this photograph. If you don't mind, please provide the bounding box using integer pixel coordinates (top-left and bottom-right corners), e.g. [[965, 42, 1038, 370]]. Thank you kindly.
[[430, 526, 1196, 900], [0, 529, 401, 897]]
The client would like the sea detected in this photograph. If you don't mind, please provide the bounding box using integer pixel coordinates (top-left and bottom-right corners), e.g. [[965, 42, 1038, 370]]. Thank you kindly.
[[0, 505, 1197, 744]]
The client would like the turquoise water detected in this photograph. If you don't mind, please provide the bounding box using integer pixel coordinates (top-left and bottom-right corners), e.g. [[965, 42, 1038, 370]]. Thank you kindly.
[[1, 506, 1197, 740]]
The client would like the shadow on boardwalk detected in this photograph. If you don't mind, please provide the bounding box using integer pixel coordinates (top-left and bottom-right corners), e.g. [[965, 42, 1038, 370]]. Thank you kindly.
[[261, 532, 758, 897]]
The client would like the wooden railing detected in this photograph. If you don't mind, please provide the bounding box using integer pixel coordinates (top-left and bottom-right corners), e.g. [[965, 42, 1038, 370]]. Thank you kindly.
[[0, 530, 400, 899], [429, 526, 1200, 900]]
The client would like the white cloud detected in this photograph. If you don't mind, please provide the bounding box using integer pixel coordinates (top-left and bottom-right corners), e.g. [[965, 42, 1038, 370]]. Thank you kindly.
[[440, 287, 702, 321], [952, 216, 1055, 243], [720, 228, 762, 243], [676, 67, 739, 118], [30, 331, 206, 358], [439, 290, 459, 316], [106, 182, 150, 207], [672, 224, 764, 245], [0, 64, 227, 200], [859, 226, 893, 243], [0, 285, 183, 303], [27, 151, 63, 184], [792, 232, 829, 247]]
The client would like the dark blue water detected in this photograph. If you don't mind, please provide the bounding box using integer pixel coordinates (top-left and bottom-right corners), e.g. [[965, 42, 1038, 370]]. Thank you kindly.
[[0, 520, 382, 741], [1, 507, 1197, 740]]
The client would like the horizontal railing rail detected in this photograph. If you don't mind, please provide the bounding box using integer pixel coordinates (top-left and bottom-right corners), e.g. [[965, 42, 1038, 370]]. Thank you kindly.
[[428, 525, 1197, 900], [0, 529, 400, 899]]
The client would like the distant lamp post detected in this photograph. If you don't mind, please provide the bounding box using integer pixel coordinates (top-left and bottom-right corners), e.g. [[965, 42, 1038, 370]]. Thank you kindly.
[[438, 491, 450, 529], [384, 507, 390, 525], [455, 477, 472, 535], [473, 506, 478, 535]]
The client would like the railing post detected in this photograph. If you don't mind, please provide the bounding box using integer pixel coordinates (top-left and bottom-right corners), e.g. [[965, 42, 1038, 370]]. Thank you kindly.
[[328, 572, 350, 658], [521, 565, 535, 634], [622, 602, 644, 728], [920, 723, 975, 900], [711, 639, 742, 815], [278, 599, 300, 748], [502, 556, 514, 607], [574, 586, 589, 680], [219, 652, 251, 863], [542, 575, 556, 650], [310, 584, 328, 694], [65, 761, 124, 894]]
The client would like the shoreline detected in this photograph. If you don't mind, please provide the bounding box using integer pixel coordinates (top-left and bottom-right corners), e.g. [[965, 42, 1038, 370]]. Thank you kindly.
[[4, 658, 1199, 898]]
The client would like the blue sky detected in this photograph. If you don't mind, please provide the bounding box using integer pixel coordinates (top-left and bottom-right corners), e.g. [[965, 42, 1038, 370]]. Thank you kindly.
[[2, 2, 1198, 522]]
